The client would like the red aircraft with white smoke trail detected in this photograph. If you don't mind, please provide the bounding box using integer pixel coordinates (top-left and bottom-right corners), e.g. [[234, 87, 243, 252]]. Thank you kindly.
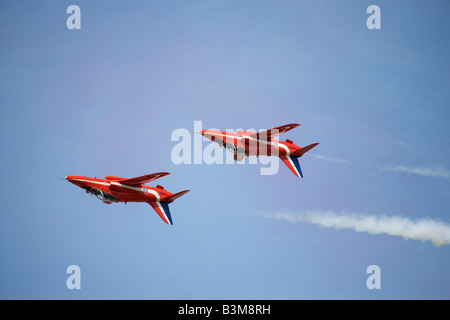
[[199, 123, 319, 177]]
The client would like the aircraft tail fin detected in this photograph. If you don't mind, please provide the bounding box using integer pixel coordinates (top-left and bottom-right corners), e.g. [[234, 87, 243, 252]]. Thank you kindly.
[[149, 201, 174, 225], [280, 155, 303, 178], [148, 190, 190, 225], [280, 142, 319, 177]]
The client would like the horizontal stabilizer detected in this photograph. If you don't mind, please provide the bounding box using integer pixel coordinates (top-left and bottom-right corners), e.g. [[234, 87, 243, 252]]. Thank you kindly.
[[292, 143, 319, 157], [119, 172, 170, 186], [162, 190, 190, 203]]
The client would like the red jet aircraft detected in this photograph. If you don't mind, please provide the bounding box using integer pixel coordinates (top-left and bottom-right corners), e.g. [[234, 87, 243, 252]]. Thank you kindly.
[[199, 123, 319, 177], [65, 173, 189, 225]]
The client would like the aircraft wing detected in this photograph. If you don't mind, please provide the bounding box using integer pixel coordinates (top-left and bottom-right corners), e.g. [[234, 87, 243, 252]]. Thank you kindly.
[[148, 201, 173, 225], [248, 123, 300, 141], [120, 172, 170, 186]]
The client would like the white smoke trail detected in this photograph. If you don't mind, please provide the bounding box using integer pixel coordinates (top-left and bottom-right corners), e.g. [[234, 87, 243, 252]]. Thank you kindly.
[[314, 153, 450, 182], [378, 165, 450, 181], [265, 210, 450, 247], [314, 154, 352, 164]]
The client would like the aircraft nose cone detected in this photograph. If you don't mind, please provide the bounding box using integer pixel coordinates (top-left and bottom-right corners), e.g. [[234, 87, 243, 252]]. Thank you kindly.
[[199, 130, 205, 136], [64, 176, 77, 183]]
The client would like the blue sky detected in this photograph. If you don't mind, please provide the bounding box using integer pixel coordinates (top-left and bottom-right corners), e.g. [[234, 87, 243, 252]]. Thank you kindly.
[[1, 0, 449, 299]]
